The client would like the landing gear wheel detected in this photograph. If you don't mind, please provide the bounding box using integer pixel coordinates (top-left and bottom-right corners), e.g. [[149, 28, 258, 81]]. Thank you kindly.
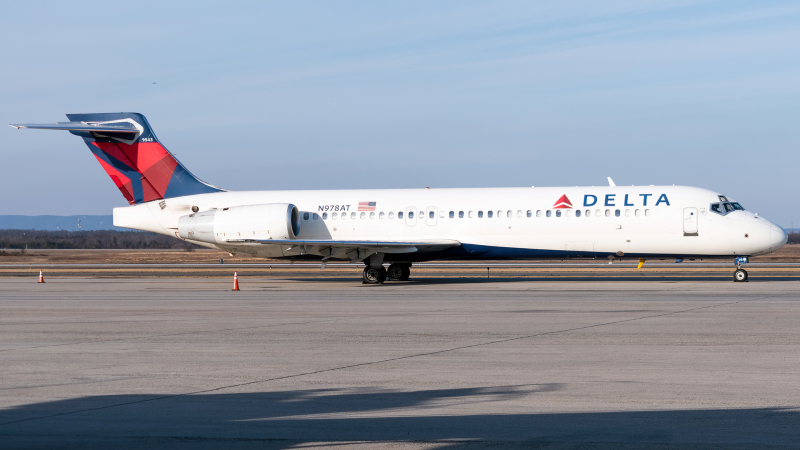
[[733, 268, 748, 282], [387, 264, 410, 281], [362, 266, 383, 284]]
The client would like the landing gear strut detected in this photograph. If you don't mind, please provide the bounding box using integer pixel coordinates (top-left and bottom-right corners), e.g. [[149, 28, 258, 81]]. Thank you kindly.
[[387, 263, 411, 281], [362, 265, 387, 284], [733, 256, 749, 282]]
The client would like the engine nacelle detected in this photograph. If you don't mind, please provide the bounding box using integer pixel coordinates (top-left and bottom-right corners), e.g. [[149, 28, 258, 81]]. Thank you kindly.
[[178, 203, 301, 245]]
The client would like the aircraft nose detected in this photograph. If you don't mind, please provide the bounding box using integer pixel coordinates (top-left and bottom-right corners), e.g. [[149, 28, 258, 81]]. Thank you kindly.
[[770, 223, 788, 250]]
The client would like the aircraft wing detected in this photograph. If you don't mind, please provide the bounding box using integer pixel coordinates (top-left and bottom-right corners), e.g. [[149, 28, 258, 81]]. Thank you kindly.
[[223, 238, 461, 261]]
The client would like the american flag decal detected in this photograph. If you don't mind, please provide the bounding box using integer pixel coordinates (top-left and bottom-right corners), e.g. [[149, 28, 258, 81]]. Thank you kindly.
[[358, 201, 377, 211]]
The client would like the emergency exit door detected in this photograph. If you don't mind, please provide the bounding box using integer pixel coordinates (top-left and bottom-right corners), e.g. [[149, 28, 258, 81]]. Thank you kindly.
[[683, 207, 698, 236]]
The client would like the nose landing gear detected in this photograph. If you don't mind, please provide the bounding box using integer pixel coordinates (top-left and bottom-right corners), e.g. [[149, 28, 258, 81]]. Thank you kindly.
[[733, 256, 749, 282]]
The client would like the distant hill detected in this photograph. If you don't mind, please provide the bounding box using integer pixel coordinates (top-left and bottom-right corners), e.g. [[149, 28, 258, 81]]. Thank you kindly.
[[0, 229, 198, 250], [0, 215, 121, 231]]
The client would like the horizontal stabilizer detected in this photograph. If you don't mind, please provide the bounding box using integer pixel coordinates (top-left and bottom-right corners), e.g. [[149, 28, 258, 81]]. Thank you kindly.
[[9, 121, 139, 133]]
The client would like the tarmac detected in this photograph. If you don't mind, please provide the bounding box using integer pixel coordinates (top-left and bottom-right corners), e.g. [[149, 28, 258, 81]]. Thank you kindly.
[[1, 276, 799, 449]]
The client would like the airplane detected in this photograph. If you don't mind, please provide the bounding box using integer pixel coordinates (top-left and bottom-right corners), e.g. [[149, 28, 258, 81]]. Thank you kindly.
[[10, 112, 788, 283]]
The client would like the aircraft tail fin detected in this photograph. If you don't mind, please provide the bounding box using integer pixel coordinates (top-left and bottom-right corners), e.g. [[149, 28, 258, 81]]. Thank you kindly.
[[10, 113, 223, 205]]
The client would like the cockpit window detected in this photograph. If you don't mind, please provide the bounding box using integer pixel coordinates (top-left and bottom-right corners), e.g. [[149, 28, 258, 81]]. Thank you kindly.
[[719, 195, 729, 202], [711, 201, 745, 215]]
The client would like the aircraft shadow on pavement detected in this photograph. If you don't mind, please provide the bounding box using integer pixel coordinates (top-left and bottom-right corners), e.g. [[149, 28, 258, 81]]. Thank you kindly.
[[1, 384, 798, 449], [284, 275, 800, 285]]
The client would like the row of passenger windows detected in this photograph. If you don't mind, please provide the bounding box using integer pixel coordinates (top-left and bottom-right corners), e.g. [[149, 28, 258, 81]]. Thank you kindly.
[[302, 209, 652, 221]]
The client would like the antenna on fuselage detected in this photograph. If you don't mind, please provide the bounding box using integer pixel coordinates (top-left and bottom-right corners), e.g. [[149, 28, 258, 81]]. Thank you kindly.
[[607, 177, 616, 187]]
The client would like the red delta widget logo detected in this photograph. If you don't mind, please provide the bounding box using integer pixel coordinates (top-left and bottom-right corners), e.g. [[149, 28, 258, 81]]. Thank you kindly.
[[552, 195, 573, 209], [554, 193, 671, 208]]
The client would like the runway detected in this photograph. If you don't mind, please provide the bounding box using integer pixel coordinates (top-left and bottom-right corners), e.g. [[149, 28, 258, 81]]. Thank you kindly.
[[1, 278, 799, 449]]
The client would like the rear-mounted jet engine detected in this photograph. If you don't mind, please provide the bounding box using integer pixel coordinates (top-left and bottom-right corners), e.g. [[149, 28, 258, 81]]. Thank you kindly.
[[178, 203, 301, 244]]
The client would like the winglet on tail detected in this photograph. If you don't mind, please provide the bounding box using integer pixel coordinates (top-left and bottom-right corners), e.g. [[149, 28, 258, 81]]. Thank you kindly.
[[9, 113, 223, 204]]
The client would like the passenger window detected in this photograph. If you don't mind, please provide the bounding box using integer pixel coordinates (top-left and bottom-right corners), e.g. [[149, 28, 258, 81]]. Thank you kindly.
[[732, 203, 744, 211], [488, 211, 494, 218], [605, 210, 611, 217], [507, 210, 512, 218], [459, 211, 464, 218], [303, 212, 309, 220], [429, 211, 434, 219], [635, 209, 640, 217], [625, 209, 631, 217], [516, 210, 522, 218], [723, 203, 733, 213], [526, 210, 532, 218], [468, 211, 473, 218], [313, 213, 319, 220], [595, 209, 601, 217], [409, 211, 414, 219], [585, 210, 591, 217], [439, 211, 445, 218], [379, 212, 385, 219], [323, 212, 328, 220], [478, 211, 484, 218], [389, 211, 395, 219], [398, 211, 404, 219], [565, 210, 572, 217], [351, 212, 357, 219], [341, 212, 346, 220], [536, 210, 542, 218], [360, 212, 366, 219], [645, 209, 651, 217], [332, 212, 338, 219], [615, 210, 621, 217], [449, 211, 454, 218], [575, 210, 581, 217], [556, 210, 562, 217], [370, 212, 375, 219], [546, 210, 552, 217]]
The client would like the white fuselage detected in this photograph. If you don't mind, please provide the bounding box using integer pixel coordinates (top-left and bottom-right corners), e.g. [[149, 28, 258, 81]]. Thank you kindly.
[[114, 185, 787, 261]]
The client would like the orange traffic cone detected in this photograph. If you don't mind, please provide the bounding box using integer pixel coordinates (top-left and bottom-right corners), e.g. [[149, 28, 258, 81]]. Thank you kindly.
[[232, 271, 240, 291], [38, 269, 45, 283]]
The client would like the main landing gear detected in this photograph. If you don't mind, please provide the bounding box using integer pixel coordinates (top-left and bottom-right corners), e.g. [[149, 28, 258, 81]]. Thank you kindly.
[[362, 266, 386, 284], [733, 256, 749, 282], [362, 263, 411, 284], [387, 263, 410, 281]]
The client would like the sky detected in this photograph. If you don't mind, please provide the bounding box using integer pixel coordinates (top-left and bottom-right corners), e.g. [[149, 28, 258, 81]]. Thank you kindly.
[[1, 1, 799, 226]]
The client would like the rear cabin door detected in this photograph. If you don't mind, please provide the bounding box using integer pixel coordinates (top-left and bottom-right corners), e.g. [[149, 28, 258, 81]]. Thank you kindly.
[[683, 207, 698, 236]]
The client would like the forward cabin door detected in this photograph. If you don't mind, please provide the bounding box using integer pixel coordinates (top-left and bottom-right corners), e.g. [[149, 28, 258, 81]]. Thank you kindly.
[[683, 207, 698, 236]]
